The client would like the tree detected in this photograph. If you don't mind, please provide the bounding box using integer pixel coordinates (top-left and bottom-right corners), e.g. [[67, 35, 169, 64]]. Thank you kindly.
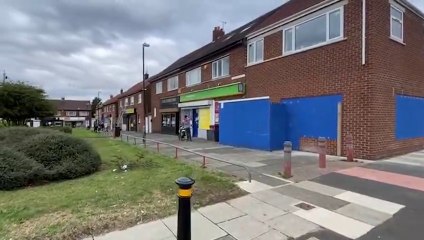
[[91, 97, 102, 118], [0, 82, 54, 126]]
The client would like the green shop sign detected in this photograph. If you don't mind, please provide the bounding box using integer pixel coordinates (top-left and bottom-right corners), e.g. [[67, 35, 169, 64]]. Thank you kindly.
[[179, 82, 245, 102]]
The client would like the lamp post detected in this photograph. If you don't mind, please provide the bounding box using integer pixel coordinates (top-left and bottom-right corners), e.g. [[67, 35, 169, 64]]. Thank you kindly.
[[142, 42, 150, 142]]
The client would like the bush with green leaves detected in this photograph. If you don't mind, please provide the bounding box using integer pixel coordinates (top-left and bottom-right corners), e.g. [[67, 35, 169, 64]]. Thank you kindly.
[[44, 126, 73, 134], [17, 134, 101, 181], [0, 127, 57, 148], [0, 147, 44, 190]]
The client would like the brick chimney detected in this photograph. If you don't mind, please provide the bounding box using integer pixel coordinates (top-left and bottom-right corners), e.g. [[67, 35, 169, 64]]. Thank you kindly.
[[144, 73, 149, 80], [120, 89, 123, 94], [110, 95, 113, 99], [61, 97, 65, 100], [212, 26, 225, 41]]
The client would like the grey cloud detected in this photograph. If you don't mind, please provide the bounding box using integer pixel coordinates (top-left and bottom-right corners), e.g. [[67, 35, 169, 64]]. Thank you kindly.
[[3, 0, 422, 101]]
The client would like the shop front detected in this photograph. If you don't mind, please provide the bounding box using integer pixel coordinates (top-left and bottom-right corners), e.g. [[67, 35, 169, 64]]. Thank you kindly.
[[178, 82, 245, 140], [160, 96, 180, 135], [124, 108, 137, 131]]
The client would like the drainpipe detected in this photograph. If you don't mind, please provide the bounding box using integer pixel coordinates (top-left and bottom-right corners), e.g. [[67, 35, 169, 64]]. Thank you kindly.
[[362, 0, 366, 65]]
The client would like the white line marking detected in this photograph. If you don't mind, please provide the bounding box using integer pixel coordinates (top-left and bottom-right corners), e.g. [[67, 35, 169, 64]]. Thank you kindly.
[[335, 191, 405, 215], [236, 180, 273, 193], [294, 207, 374, 239], [262, 173, 294, 184]]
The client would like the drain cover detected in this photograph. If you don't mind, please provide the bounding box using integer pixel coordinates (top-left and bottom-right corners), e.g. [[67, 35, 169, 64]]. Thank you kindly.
[[295, 202, 315, 210]]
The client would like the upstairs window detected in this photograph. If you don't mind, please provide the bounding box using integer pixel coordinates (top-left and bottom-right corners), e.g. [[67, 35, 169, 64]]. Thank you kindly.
[[79, 111, 89, 117], [284, 7, 343, 55], [247, 39, 264, 64], [390, 5, 404, 42], [212, 56, 230, 79], [138, 93, 142, 104], [156, 81, 163, 94], [167, 76, 179, 91], [130, 96, 134, 105], [125, 98, 129, 106], [66, 111, 77, 117], [186, 67, 201, 86]]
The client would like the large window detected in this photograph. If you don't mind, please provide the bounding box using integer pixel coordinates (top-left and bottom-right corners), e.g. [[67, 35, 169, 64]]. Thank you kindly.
[[283, 8, 343, 54], [247, 39, 264, 64], [156, 81, 163, 94], [79, 111, 89, 117], [125, 98, 129, 106], [66, 111, 77, 117], [186, 67, 201, 86], [390, 5, 404, 42], [167, 76, 179, 91], [130, 96, 134, 105], [161, 113, 176, 128], [212, 56, 230, 79]]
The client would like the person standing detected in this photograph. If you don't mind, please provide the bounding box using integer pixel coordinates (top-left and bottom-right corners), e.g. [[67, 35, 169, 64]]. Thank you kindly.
[[182, 115, 192, 141]]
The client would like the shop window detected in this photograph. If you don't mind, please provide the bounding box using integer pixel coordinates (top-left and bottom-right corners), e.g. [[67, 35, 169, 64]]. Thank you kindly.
[[161, 114, 176, 127]]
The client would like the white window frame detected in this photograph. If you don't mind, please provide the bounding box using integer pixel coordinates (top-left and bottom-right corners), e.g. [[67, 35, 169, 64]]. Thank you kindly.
[[79, 111, 89, 117], [283, 7, 344, 56], [130, 96, 134, 105], [167, 76, 179, 91], [66, 111, 77, 117], [125, 98, 129, 107], [186, 67, 202, 86], [390, 4, 404, 43], [156, 81, 163, 94], [138, 93, 142, 104], [212, 56, 230, 79], [247, 39, 264, 64]]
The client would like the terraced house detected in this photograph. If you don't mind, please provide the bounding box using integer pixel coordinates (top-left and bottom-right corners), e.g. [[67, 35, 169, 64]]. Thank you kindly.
[[144, 0, 424, 160]]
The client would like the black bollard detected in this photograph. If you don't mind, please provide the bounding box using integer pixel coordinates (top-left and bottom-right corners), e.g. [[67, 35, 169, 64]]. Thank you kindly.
[[175, 177, 195, 240]]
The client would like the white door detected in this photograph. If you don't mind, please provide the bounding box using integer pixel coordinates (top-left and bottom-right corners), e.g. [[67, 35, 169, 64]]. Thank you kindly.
[[145, 115, 152, 133]]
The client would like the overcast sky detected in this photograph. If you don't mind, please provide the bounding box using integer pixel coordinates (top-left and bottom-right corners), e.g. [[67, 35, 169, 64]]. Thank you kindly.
[[1, 0, 423, 101]]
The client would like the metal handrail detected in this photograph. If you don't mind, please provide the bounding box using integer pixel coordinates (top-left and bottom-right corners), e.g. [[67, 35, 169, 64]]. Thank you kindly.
[[120, 133, 252, 182]]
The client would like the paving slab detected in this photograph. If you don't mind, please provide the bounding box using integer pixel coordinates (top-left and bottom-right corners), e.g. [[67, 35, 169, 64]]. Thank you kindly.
[[334, 191, 405, 215], [273, 185, 348, 211], [251, 189, 301, 213], [227, 195, 287, 222], [294, 181, 346, 197], [161, 211, 226, 240], [215, 235, 237, 240], [197, 202, 245, 224], [252, 174, 290, 187], [265, 213, 320, 238], [218, 215, 270, 240], [84, 220, 174, 240], [293, 207, 374, 239], [236, 180, 273, 193], [336, 203, 392, 226], [252, 229, 288, 240]]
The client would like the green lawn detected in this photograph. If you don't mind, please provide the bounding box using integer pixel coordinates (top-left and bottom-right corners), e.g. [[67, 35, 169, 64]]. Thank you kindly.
[[0, 128, 244, 240]]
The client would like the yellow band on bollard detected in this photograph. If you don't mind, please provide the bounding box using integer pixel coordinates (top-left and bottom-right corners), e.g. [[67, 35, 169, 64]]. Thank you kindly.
[[178, 188, 192, 197]]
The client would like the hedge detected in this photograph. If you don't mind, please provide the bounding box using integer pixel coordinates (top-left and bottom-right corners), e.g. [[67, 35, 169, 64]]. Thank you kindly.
[[44, 126, 72, 134], [0, 127, 57, 148], [17, 134, 101, 181], [0, 147, 44, 190]]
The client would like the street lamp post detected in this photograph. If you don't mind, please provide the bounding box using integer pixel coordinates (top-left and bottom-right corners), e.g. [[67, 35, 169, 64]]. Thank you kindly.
[[142, 42, 150, 142]]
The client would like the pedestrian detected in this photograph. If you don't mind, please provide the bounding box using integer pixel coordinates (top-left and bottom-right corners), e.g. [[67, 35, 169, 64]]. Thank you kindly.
[[182, 115, 192, 141]]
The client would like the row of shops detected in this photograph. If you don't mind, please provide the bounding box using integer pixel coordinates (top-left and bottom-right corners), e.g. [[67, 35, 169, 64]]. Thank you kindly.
[[157, 82, 245, 141]]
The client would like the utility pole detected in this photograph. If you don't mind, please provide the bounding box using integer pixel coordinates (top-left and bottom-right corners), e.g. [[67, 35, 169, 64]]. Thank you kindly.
[[2, 70, 7, 84], [142, 42, 150, 142]]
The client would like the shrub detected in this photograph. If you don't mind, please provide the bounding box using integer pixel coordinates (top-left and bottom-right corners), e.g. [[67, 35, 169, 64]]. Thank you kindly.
[[44, 126, 72, 134], [17, 134, 101, 181], [0, 147, 44, 190], [0, 127, 58, 148]]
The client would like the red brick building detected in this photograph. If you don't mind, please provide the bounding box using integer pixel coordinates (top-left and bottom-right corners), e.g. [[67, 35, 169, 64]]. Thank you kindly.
[[49, 98, 91, 127], [143, 0, 424, 159]]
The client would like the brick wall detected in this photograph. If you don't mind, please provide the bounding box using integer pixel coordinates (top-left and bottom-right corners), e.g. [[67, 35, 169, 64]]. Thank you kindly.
[[150, 46, 248, 133], [245, 0, 372, 158], [300, 137, 337, 156], [367, 0, 424, 159]]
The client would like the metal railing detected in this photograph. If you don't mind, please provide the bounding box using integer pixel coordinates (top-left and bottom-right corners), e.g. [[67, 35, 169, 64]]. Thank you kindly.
[[120, 133, 252, 182]]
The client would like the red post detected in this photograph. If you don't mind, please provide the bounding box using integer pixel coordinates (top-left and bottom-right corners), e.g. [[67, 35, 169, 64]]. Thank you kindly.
[[175, 148, 178, 159], [157, 142, 160, 152], [318, 137, 326, 168], [346, 134, 354, 162], [202, 156, 206, 168], [282, 141, 292, 178]]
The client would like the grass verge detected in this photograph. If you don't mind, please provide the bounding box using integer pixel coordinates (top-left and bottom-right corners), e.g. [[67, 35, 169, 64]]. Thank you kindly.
[[0, 128, 245, 240]]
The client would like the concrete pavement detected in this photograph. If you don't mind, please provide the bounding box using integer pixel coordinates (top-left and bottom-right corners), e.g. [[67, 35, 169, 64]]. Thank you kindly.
[[121, 132, 364, 184]]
